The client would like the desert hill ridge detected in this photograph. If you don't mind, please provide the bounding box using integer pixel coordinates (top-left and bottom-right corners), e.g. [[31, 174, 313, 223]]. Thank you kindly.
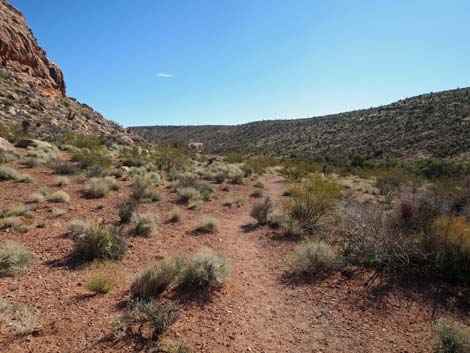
[[130, 87, 470, 161]]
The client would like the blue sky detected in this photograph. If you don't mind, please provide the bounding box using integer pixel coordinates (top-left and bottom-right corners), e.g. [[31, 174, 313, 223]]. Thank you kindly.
[[11, 0, 470, 127]]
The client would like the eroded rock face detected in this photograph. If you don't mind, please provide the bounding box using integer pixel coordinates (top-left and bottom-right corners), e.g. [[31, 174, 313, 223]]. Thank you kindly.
[[0, 0, 66, 96]]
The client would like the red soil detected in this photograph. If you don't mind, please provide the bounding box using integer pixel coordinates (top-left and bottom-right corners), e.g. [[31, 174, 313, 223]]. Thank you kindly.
[[0, 158, 468, 352]]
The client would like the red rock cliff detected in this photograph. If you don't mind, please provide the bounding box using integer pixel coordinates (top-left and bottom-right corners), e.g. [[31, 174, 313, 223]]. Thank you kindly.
[[0, 0, 66, 96]]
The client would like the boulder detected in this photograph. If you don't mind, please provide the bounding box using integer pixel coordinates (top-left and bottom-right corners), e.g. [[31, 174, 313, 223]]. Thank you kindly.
[[0, 137, 14, 152]]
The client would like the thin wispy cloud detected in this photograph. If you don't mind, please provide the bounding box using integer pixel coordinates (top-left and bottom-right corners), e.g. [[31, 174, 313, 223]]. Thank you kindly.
[[157, 73, 175, 78]]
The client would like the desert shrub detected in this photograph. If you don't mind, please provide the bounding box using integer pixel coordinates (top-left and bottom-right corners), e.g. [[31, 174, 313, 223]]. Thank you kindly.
[[0, 166, 32, 183], [30, 192, 45, 203], [0, 150, 17, 164], [121, 299, 178, 341], [84, 178, 110, 198], [267, 213, 287, 229], [120, 146, 148, 167], [0, 217, 29, 232], [176, 187, 201, 204], [230, 172, 244, 185], [375, 174, 402, 195], [118, 200, 137, 224], [415, 159, 465, 180], [59, 132, 103, 149], [168, 343, 191, 353], [342, 202, 421, 272], [250, 197, 273, 225], [290, 240, 339, 275], [71, 148, 112, 170], [194, 217, 219, 234], [0, 299, 39, 336], [55, 176, 70, 186], [226, 152, 244, 163], [51, 207, 66, 217], [242, 157, 277, 176], [283, 217, 304, 238], [67, 220, 89, 239], [73, 224, 125, 262], [131, 177, 159, 203], [288, 176, 341, 235], [131, 257, 185, 299], [423, 216, 470, 283], [281, 160, 321, 180], [53, 162, 80, 175], [250, 189, 263, 198], [4, 204, 33, 219], [177, 248, 230, 291], [432, 319, 470, 353], [169, 211, 182, 223], [0, 241, 34, 276], [49, 191, 70, 203], [130, 213, 157, 237], [87, 275, 114, 294], [153, 145, 190, 172], [392, 194, 441, 233], [254, 179, 265, 189]]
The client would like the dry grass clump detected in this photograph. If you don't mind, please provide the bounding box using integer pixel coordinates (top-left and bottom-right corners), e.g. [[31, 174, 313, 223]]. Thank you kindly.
[[290, 240, 339, 275], [49, 190, 70, 203], [169, 211, 182, 223], [177, 248, 231, 291], [30, 191, 46, 203], [87, 275, 114, 294], [131, 257, 185, 299], [193, 217, 219, 234], [73, 223, 126, 262], [117, 200, 137, 224], [250, 189, 263, 198], [68, 220, 89, 239], [0, 241, 34, 276], [0, 299, 39, 335], [250, 197, 273, 225], [432, 319, 470, 353], [55, 176, 70, 186], [131, 176, 160, 203], [0, 166, 32, 183], [130, 213, 157, 237], [84, 177, 119, 198]]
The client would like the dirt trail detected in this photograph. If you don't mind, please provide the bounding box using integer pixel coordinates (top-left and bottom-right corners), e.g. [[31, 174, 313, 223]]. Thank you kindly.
[[169, 176, 324, 352]]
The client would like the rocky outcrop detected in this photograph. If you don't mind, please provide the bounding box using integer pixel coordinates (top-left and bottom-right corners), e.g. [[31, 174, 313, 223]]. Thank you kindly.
[[0, 0, 141, 145], [0, 0, 65, 96]]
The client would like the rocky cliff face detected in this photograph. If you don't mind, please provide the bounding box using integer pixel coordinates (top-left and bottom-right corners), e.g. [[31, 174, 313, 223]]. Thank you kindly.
[[0, 0, 140, 145], [0, 0, 65, 96]]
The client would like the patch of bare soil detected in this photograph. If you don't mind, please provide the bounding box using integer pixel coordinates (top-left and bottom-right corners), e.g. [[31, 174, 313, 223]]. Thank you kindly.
[[0, 159, 468, 353]]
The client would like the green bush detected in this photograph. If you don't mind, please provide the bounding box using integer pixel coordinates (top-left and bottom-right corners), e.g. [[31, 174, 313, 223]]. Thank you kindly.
[[87, 275, 113, 294], [131, 257, 185, 299], [73, 224, 125, 262], [433, 319, 470, 353], [250, 189, 263, 198], [415, 159, 465, 180], [71, 148, 112, 170], [226, 152, 244, 163], [0, 241, 34, 276], [288, 176, 341, 235], [290, 240, 339, 275], [250, 197, 273, 225], [177, 248, 231, 291], [53, 162, 80, 175]]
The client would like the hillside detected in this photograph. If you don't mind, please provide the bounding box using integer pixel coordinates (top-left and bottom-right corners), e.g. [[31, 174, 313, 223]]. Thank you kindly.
[[131, 87, 470, 160], [0, 0, 137, 144]]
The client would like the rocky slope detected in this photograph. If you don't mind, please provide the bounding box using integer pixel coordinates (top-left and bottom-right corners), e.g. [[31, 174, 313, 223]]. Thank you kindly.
[[131, 87, 470, 161], [0, 0, 137, 144]]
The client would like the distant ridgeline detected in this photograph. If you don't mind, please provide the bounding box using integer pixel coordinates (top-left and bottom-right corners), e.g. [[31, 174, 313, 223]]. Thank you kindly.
[[130, 87, 470, 162]]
